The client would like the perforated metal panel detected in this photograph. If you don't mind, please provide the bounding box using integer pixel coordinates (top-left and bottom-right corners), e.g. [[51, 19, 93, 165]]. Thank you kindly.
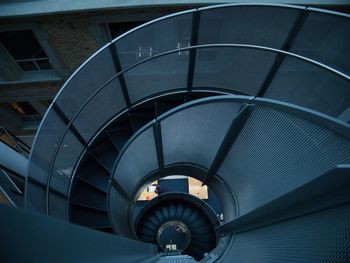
[[25, 182, 46, 213], [50, 130, 84, 197], [55, 48, 117, 120], [220, 205, 350, 263], [113, 127, 158, 196], [265, 57, 350, 117], [197, 5, 301, 47], [193, 48, 277, 94], [28, 110, 66, 186], [73, 77, 126, 141], [24, 9, 350, 259], [49, 193, 68, 220], [103, 95, 350, 263], [161, 101, 241, 168], [26, 109, 66, 213], [125, 53, 189, 103], [218, 104, 350, 216], [109, 187, 135, 238], [115, 13, 193, 69], [290, 10, 350, 75]]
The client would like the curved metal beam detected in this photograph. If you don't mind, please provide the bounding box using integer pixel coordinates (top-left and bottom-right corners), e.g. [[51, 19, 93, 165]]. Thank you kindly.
[[45, 43, 350, 214]]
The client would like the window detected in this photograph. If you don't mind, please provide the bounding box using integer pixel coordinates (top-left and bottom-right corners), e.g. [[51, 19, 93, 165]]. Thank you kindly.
[[7, 102, 42, 122], [0, 30, 53, 71], [107, 21, 145, 40]]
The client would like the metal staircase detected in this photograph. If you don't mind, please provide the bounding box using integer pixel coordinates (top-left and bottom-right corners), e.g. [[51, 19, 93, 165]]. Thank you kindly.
[[1, 3, 350, 263], [135, 193, 219, 260]]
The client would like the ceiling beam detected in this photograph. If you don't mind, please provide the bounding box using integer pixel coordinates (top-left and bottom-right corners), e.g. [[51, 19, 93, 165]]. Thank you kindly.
[[0, 0, 349, 18], [0, 84, 59, 103]]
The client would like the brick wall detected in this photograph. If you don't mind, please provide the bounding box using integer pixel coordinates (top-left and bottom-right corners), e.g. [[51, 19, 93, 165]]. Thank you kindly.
[[39, 12, 100, 72], [0, 6, 192, 136]]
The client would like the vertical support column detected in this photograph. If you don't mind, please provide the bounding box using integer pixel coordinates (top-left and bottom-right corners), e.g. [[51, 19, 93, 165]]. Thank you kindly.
[[256, 8, 309, 97], [204, 103, 254, 184], [109, 43, 131, 108], [186, 11, 201, 92], [153, 120, 164, 177]]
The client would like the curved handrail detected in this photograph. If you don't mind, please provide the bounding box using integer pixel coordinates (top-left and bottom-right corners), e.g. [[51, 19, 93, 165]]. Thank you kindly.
[[106, 95, 350, 235], [51, 3, 349, 105], [40, 43, 350, 214], [25, 3, 350, 214], [29, 3, 349, 156]]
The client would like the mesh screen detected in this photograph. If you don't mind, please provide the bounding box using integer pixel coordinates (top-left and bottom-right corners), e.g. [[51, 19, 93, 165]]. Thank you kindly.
[[290, 11, 350, 76], [223, 205, 350, 262], [198, 5, 300, 48], [49, 130, 84, 197], [193, 48, 276, 95], [25, 182, 46, 213], [27, 110, 67, 213], [113, 127, 158, 195], [109, 188, 134, 237], [218, 105, 350, 216], [28, 110, 66, 185], [265, 56, 350, 117], [49, 193, 68, 220], [162, 101, 241, 168], [115, 13, 192, 69], [73, 77, 126, 142], [124, 52, 189, 103], [56, 48, 117, 120]]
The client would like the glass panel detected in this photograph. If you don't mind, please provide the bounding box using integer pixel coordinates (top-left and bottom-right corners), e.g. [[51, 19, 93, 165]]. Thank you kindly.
[[55, 47, 117, 120], [264, 56, 350, 117], [73, 77, 126, 142], [198, 5, 300, 48], [161, 101, 241, 168], [193, 47, 277, 95], [115, 13, 192, 68], [124, 52, 189, 103], [290, 11, 350, 75]]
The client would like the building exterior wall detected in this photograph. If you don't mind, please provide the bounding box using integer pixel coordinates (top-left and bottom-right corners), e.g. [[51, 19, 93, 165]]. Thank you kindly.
[[0, 6, 187, 145]]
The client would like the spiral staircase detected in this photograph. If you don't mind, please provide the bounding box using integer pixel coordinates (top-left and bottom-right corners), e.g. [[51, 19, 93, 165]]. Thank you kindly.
[[1, 3, 350, 263], [135, 193, 219, 260]]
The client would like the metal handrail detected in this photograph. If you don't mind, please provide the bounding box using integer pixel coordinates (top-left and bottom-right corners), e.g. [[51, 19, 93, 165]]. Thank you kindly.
[[0, 126, 30, 158], [42, 43, 350, 215], [24, 3, 350, 214]]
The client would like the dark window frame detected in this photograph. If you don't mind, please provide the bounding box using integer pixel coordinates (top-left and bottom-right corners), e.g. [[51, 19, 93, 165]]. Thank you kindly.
[[0, 22, 62, 84]]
